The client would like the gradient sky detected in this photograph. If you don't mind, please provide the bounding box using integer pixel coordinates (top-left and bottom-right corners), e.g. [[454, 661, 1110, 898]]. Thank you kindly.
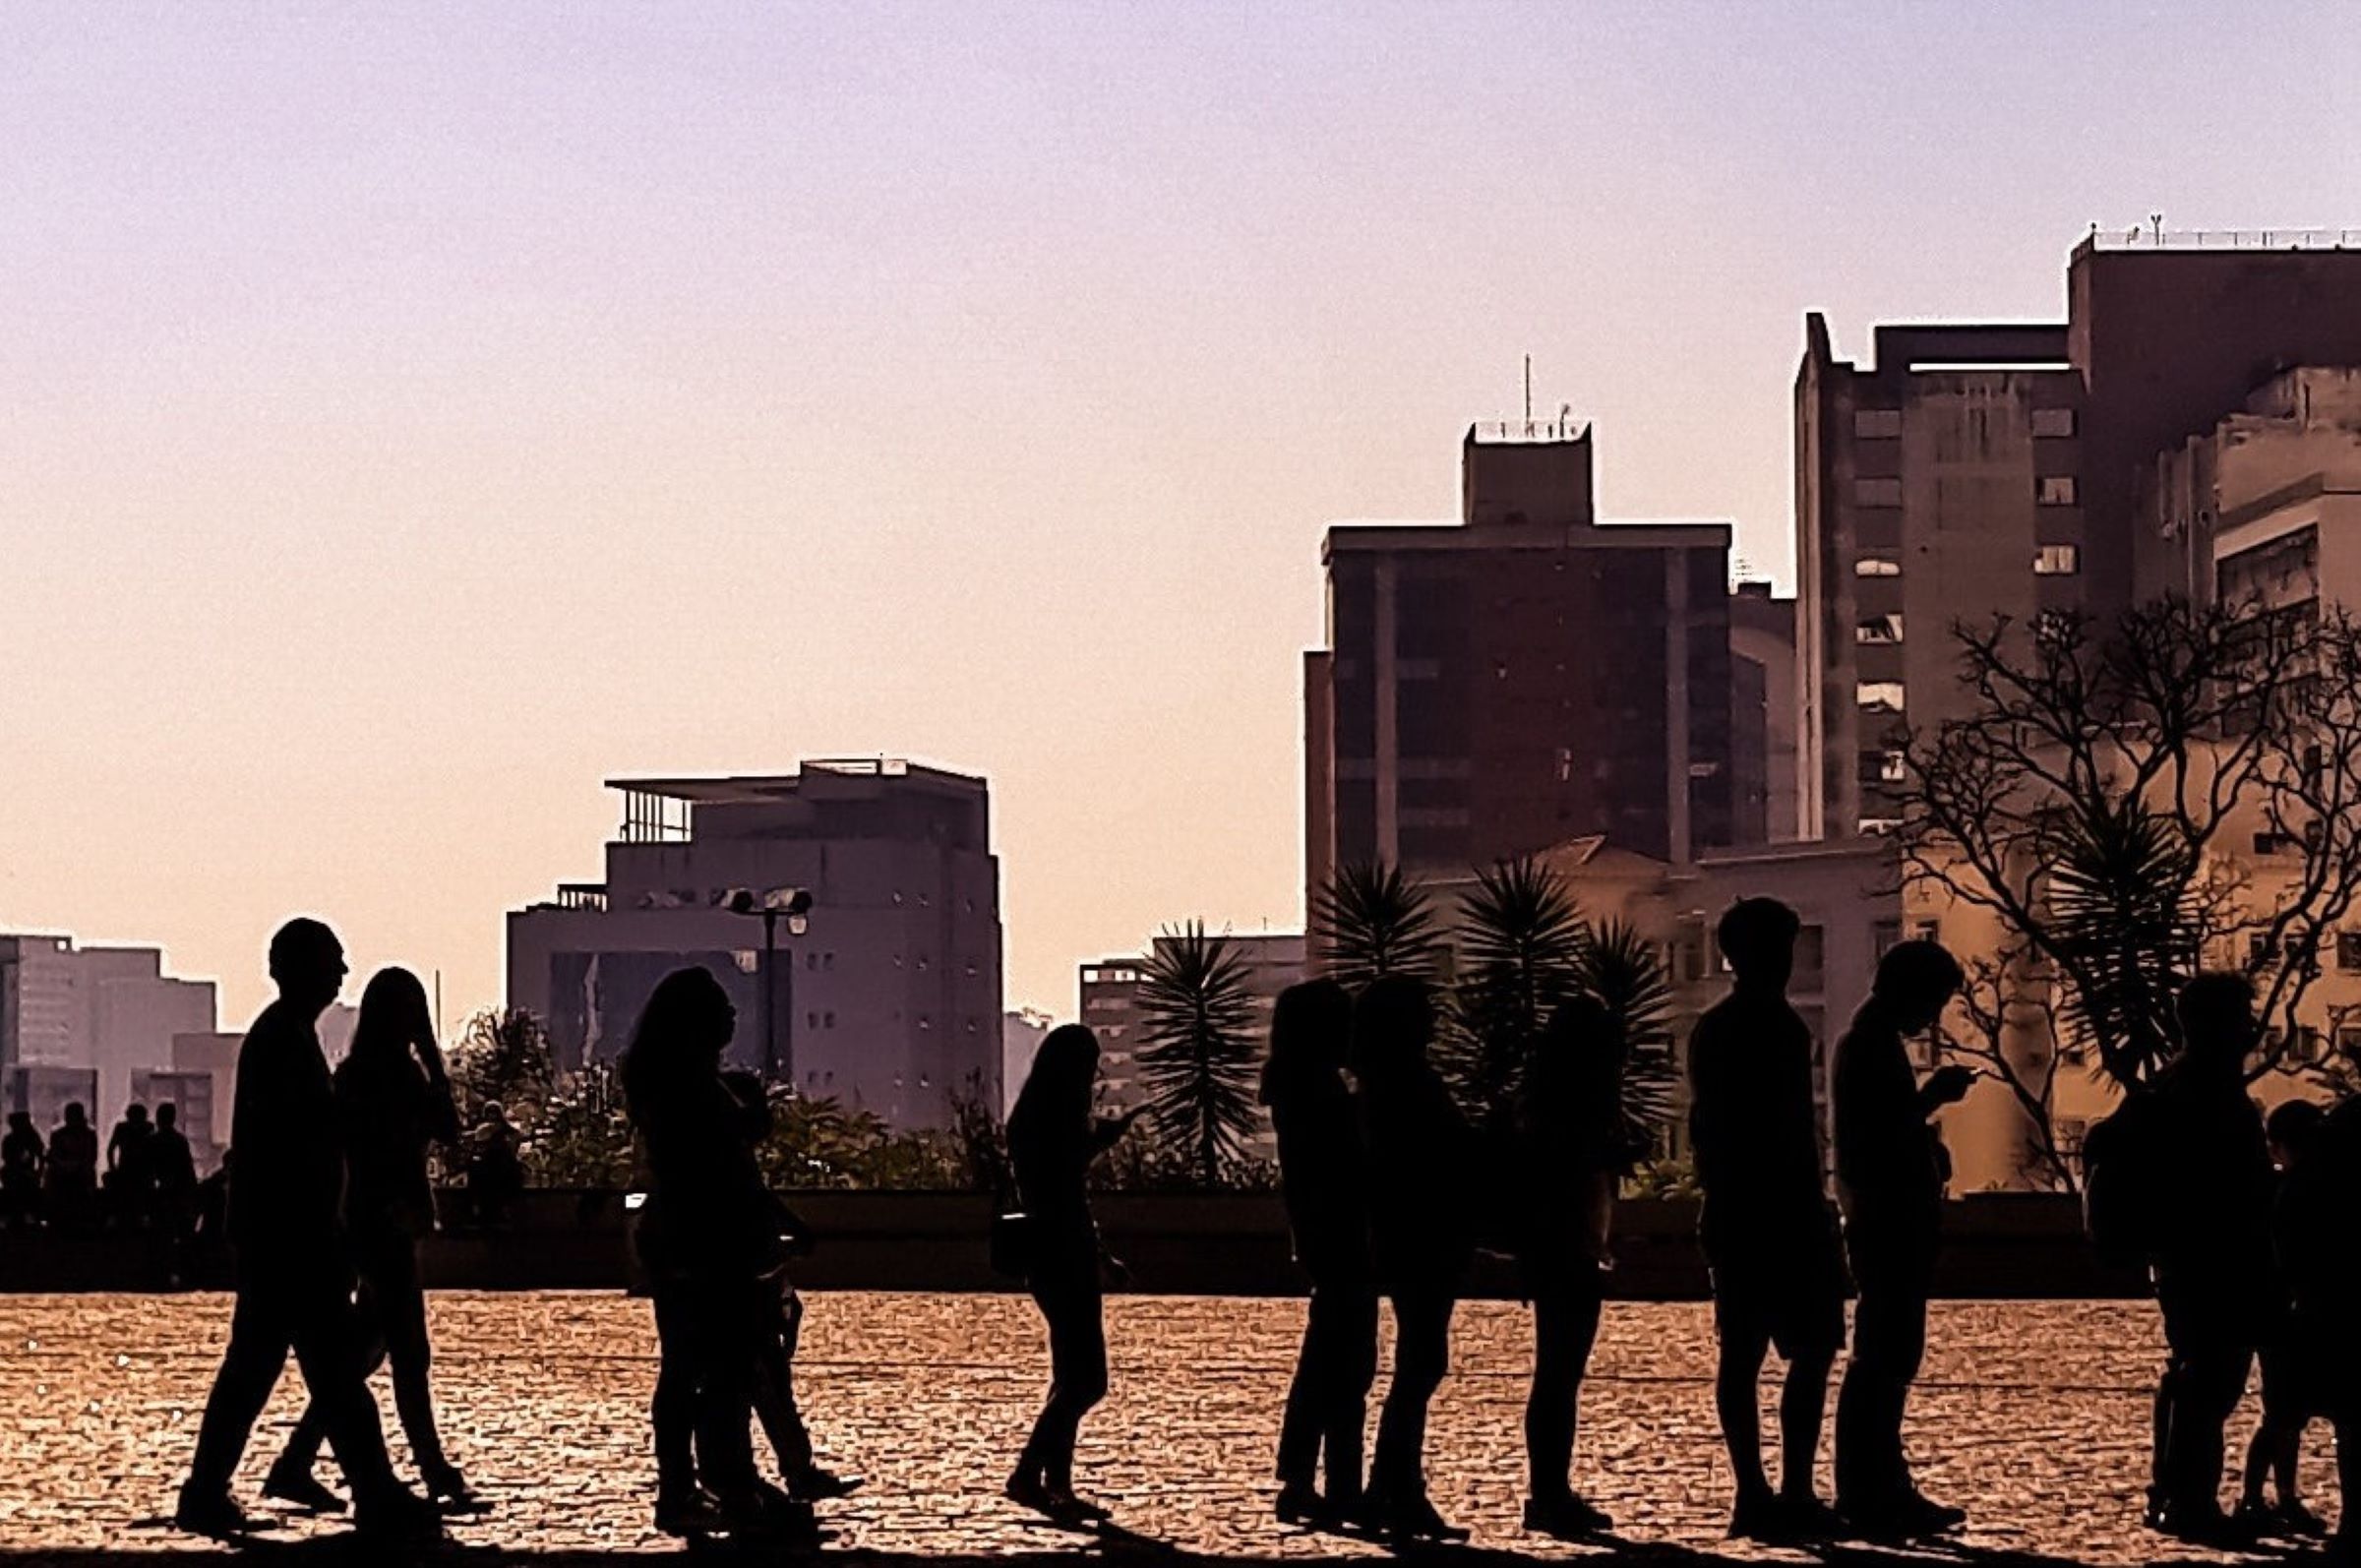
[[6, 2, 2359, 1028]]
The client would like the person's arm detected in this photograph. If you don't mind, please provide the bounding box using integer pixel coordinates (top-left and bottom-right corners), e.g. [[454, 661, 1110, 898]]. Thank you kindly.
[[1916, 1062, 1975, 1118], [415, 1039, 462, 1146], [1092, 1105, 1147, 1151], [1685, 1018, 1729, 1190]]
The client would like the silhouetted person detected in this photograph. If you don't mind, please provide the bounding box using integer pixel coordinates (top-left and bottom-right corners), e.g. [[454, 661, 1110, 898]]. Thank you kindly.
[[2, 1112, 42, 1230], [2240, 1098, 2328, 1536], [2145, 972, 2276, 1544], [45, 1103, 98, 1236], [106, 1101, 156, 1228], [176, 919, 434, 1540], [1687, 898, 1845, 1540], [1832, 938, 1969, 1538], [720, 1069, 861, 1503], [1264, 979, 1375, 1527], [1003, 1023, 1140, 1518], [2274, 1095, 2361, 1564], [1355, 976, 1474, 1541], [269, 968, 474, 1511], [624, 967, 793, 1538], [150, 1103, 198, 1237], [464, 1101, 523, 1228], [1511, 993, 1637, 1539]]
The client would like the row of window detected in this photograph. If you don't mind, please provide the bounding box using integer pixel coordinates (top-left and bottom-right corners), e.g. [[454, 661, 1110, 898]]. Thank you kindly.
[[1851, 544, 2078, 578], [1852, 407, 2077, 440], [798, 1011, 991, 1035], [1852, 475, 2078, 509]]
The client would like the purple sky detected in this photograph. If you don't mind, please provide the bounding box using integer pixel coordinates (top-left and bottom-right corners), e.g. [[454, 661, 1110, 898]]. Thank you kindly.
[[5, 2, 2358, 1023]]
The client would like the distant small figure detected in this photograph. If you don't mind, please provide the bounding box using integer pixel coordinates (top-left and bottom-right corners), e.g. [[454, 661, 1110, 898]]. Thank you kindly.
[[2273, 1095, 2360, 1564], [464, 1102, 523, 1228], [1, 1112, 43, 1230], [1002, 1023, 1140, 1520], [2239, 1099, 2329, 1537], [1263, 980, 1374, 1528], [2142, 972, 2277, 1546], [106, 1102, 157, 1228], [268, 968, 474, 1512], [1687, 898, 1846, 1542], [1354, 976, 1474, 1542], [1510, 993, 1637, 1540], [151, 1103, 200, 1244], [175, 919, 434, 1540], [45, 1103, 99, 1235]]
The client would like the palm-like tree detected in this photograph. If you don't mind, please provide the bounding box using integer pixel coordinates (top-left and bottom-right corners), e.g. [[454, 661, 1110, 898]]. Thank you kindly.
[[1574, 919, 1680, 1157], [1452, 856, 1588, 1112], [1313, 861, 1446, 990], [2040, 803, 2205, 1086], [1135, 922, 1263, 1187]]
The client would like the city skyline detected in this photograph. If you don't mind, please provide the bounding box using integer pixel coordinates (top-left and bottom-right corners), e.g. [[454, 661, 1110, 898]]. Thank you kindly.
[[8, 3, 2361, 1025]]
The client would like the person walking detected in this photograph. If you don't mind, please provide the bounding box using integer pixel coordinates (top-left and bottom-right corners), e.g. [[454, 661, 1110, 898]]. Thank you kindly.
[[1003, 1024, 1140, 1518], [1831, 938, 1970, 1538], [266, 968, 474, 1512], [1687, 898, 1846, 1541], [174, 919, 434, 1540], [1511, 994, 1636, 1539], [1354, 976, 1474, 1541], [623, 967, 793, 1538], [1264, 979, 1375, 1528]]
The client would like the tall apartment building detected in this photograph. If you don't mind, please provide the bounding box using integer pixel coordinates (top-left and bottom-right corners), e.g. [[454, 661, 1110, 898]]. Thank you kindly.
[[507, 759, 1003, 1130], [1798, 233, 2361, 839], [1305, 425, 1736, 909], [1728, 581, 1800, 843], [0, 935, 217, 1133], [1077, 932, 1306, 1162]]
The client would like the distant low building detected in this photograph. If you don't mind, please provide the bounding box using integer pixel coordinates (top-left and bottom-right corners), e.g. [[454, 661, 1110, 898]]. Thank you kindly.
[[507, 759, 1003, 1131], [0, 935, 217, 1132], [1000, 1008, 1051, 1117]]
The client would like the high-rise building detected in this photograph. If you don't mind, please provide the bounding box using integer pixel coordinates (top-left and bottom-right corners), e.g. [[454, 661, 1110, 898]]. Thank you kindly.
[[507, 759, 1002, 1130], [1077, 931, 1305, 1162], [1305, 424, 1736, 908], [1797, 232, 2361, 840], [0, 935, 217, 1131], [1728, 581, 1800, 843]]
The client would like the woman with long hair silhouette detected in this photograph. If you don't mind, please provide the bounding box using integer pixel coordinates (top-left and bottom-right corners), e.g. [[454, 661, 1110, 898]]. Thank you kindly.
[[1353, 975, 1475, 1541], [1264, 979, 1375, 1526], [622, 967, 792, 1537], [265, 967, 471, 1511], [1004, 1023, 1139, 1516]]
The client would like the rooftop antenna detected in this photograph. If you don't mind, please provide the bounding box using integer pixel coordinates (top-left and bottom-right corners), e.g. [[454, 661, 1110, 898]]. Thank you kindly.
[[1523, 354, 1533, 427], [2150, 211, 2165, 245]]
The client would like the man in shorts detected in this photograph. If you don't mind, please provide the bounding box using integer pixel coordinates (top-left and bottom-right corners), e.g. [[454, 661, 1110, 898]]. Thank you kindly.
[[1688, 897, 1847, 1541]]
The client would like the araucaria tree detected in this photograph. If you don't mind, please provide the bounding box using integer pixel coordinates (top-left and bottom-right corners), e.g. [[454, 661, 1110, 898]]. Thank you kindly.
[[1453, 855, 1588, 1111], [1135, 922, 1264, 1186], [1895, 594, 2361, 1185], [1313, 861, 1447, 991]]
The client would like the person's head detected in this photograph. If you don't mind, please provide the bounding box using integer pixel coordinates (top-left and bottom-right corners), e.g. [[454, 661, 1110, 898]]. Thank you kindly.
[[1262, 979, 1354, 1110], [2175, 972, 2257, 1073], [2266, 1098, 2326, 1169], [348, 967, 436, 1068], [481, 1100, 510, 1128], [156, 1104, 178, 1132], [1871, 939, 1966, 1034], [621, 966, 739, 1102], [1531, 991, 1622, 1110], [124, 1103, 149, 1127], [1350, 975, 1436, 1083], [267, 918, 348, 1014], [7, 1112, 30, 1132], [63, 1102, 87, 1128], [1011, 1023, 1100, 1133], [1717, 898, 1800, 992]]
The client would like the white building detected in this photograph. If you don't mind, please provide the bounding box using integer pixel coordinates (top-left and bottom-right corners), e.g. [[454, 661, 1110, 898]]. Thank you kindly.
[[1001, 1008, 1051, 1117], [508, 760, 1003, 1131], [0, 935, 217, 1134]]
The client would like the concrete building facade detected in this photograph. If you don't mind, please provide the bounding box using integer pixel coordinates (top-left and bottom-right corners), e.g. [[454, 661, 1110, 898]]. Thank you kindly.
[[507, 760, 1003, 1130], [0, 935, 217, 1134], [1306, 424, 1737, 910], [1728, 581, 1800, 843]]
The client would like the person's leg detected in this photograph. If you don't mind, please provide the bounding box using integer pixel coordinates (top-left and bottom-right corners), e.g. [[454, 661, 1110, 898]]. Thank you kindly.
[[689, 1277, 764, 1502], [371, 1240, 454, 1480], [649, 1289, 702, 1504], [1039, 1280, 1108, 1491], [1323, 1282, 1379, 1511], [1371, 1289, 1453, 1503], [2160, 1335, 2251, 1527], [753, 1314, 815, 1477], [1275, 1286, 1329, 1493], [1714, 1318, 1776, 1505], [283, 1264, 401, 1506], [1780, 1344, 1836, 1503], [183, 1276, 296, 1503]]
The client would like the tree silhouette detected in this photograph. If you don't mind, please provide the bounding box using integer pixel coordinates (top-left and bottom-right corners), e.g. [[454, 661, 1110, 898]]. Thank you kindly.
[[450, 1007, 556, 1125], [1313, 860, 1445, 990], [1135, 922, 1263, 1186], [1452, 855, 1587, 1113], [1575, 919, 1679, 1158]]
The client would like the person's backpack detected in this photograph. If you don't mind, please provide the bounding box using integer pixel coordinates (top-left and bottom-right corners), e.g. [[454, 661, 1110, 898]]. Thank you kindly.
[[2082, 1091, 2164, 1265]]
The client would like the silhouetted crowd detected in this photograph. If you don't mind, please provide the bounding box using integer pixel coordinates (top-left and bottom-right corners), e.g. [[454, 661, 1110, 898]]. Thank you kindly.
[[2, 1098, 202, 1238], [158, 911, 2358, 1558]]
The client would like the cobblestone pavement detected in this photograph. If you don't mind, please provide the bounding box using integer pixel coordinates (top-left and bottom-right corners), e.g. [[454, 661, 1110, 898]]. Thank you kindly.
[[0, 1294, 2335, 1564]]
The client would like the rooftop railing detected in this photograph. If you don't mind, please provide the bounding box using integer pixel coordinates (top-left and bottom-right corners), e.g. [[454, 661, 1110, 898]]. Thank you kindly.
[[2086, 225, 2361, 252]]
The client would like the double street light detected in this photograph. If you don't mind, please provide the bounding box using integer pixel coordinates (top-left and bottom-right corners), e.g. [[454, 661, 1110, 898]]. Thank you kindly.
[[719, 886, 814, 1082]]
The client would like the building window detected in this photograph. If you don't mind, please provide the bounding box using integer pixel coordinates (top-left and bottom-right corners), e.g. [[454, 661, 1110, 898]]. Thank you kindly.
[[1794, 925, 1827, 978], [1856, 614, 1904, 645], [823, 1010, 835, 1028], [1873, 918, 1903, 955], [1852, 408, 1904, 439], [1853, 477, 1905, 508], [1857, 681, 1907, 713], [1855, 556, 1903, 577], [2031, 407, 2077, 439], [2337, 932, 2361, 972], [2033, 544, 2081, 575], [2036, 475, 2080, 506], [2338, 1026, 2361, 1060]]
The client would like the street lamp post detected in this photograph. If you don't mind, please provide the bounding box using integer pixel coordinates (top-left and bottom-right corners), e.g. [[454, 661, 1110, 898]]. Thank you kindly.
[[722, 886, 814, 1082]]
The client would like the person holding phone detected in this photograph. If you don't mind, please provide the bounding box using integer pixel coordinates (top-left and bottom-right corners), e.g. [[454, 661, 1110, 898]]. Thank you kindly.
[[1003, 1024, 1139, 1518], [1832, 939, 1970, 1538]]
